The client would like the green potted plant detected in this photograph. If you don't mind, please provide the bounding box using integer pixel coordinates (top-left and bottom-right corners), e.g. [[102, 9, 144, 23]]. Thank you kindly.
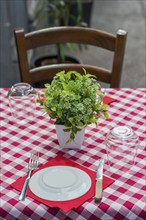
[[38, 69, 109, 149], [33, 0, 94, 66]]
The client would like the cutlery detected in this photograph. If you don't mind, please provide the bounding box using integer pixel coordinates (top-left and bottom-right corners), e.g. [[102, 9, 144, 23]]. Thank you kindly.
[[94, 158, 104, 203], [19, 152, 39, 201]]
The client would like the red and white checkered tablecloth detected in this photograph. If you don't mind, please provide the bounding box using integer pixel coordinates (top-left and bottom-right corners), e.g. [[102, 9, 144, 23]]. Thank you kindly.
[[0, 88, 146, 220]]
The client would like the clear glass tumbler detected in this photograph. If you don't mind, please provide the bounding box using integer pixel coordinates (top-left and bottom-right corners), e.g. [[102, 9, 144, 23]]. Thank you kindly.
[[105, 126, 139, 174], [8, 83, 37, 124]]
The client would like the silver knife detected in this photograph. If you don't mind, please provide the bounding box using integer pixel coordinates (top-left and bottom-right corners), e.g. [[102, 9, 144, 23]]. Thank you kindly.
[[94, 158, 104, 203]]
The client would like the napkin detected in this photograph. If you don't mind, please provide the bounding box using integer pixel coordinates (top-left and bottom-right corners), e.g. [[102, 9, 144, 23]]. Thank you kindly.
[[103, 96, 116, 104], [11, 156, 115, 213]]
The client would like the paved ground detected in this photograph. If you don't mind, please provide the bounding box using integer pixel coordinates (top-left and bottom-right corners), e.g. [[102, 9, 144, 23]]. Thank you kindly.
[[72, 0, 145, 88]]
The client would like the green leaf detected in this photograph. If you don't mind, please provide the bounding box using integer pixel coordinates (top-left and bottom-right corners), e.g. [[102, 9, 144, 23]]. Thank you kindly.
[[44, 83, 50, 88], [103, 112, 110, 118], [63, 128, 71, 132], [51, 107, 56, 111]]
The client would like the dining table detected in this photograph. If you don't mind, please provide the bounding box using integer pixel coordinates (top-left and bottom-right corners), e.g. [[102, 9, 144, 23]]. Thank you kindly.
[[0, 88, 146, 220]]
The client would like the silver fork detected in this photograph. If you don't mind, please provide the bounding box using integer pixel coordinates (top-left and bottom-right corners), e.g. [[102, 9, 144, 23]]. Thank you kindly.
[[19, 152, 39, 201]]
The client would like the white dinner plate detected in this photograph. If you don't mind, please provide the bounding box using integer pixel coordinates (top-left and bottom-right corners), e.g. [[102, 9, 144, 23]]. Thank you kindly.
[[29, 165, 91, 201]]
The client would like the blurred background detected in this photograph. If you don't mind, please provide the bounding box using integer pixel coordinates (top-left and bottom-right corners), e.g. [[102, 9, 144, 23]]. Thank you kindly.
[[0, 0, 145, 88]]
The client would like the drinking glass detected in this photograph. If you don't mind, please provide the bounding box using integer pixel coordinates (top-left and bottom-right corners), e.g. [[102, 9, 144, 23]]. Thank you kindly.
[[105, 126, 139, 174], [8, 83, 37, 124]]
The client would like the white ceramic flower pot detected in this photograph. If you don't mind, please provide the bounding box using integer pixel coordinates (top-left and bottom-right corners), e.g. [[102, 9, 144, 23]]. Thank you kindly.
[[56, 125, 85, 149]]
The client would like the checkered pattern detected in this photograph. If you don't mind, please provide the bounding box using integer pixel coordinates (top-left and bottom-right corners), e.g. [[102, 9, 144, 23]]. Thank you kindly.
[[0, 88, 146, 220]]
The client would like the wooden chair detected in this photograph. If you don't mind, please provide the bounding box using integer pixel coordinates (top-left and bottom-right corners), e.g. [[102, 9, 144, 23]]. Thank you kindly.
[[14, 26, 127, 88]]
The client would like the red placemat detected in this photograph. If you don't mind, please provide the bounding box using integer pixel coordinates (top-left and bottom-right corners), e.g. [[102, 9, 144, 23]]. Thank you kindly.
[[103, 96, 116, 104], [11, 156, 115, 213]]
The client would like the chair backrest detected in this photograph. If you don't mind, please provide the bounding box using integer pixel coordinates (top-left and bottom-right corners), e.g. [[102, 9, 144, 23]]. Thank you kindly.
[[14, 26, 127, 88]]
